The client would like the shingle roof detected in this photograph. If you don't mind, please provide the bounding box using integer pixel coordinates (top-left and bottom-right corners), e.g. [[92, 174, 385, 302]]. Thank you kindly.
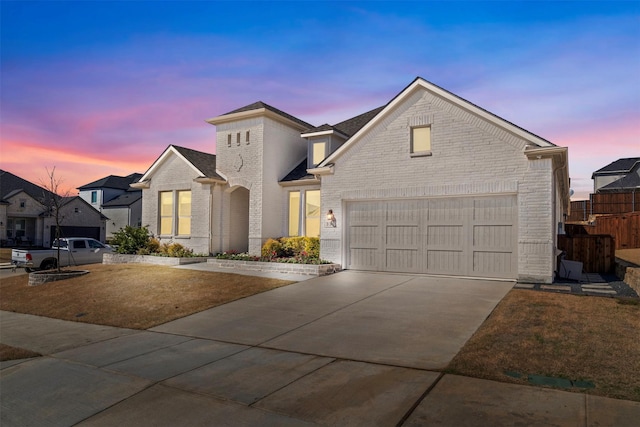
[[171, 145, 224, 180], [280, 159, 317, 183], [333, 106, 386, 137], [77, 173, 143, 190], [592, 157, 640, 176], [303, 106, 385, 138], [101, 191, 142, 207], [0, 169, 57, 204], [221, 101, 314, 131], [598, 169, 640, 192]]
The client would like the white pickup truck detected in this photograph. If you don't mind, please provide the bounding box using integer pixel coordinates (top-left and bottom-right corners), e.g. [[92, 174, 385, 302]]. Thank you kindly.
[[11, 238, 113, 272]]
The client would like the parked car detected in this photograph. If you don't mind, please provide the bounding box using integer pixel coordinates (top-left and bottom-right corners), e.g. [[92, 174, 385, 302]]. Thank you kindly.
[[11, 238, 113, 272]]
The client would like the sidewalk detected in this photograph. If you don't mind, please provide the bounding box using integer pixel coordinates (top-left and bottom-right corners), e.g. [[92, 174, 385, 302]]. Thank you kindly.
[[2, 271, 639, 426]]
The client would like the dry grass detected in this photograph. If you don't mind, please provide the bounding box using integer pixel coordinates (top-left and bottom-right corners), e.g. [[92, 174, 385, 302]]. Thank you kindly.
[[0, 344, 41, 362], [448, 289, 640, 401], [617, 248, 640, 266], [0, 248, 11, 262], [0, 263, 293, 329]]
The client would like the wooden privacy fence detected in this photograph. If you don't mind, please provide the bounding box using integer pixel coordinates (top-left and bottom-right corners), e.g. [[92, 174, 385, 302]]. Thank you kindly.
[[565, 212, 640, 250], [557, 234, 615, 274], [568, 191, 639, 222]]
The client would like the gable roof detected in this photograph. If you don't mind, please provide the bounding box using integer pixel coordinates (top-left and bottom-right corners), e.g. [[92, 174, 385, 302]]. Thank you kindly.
[[101, 191, 142, 207], [0, 169, 57, 204], [314, 77, 555, 169], [598, 169, 640, 192], [135, 145, 225, 186], [592, 157, 640, 178], [302, 106, 385, 139], [207, 101, 314, 131], [77, 173, 143, 191]]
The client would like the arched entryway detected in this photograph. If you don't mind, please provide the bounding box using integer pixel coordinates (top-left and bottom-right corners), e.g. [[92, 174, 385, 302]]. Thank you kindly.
[[228, 186, 249, 253]]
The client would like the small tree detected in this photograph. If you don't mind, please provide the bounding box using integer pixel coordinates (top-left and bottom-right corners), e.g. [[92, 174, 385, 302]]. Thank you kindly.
[[39, 167, 72, 273]]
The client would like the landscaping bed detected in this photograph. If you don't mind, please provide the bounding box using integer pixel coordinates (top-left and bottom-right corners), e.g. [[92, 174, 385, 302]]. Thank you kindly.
[[207, 258, 341, 276]]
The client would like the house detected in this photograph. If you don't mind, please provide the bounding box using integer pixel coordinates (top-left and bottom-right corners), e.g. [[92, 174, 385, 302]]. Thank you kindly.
[[592, 157, 640, 193], [0, 170, 108, 246], [134, 77, 570, 283], [78, 173, 143, 237]]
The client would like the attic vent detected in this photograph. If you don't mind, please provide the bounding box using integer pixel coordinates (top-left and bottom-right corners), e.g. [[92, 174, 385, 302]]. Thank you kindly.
[[408, 115, 432, 127]]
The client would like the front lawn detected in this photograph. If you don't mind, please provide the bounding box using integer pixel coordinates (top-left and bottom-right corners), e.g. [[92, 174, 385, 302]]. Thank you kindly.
[[0, 263, 294, 330], [447, 289, 640, 402]]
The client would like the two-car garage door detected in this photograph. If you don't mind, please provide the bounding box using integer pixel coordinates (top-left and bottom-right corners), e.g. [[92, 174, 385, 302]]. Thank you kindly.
[[346, 195, 517, 279]]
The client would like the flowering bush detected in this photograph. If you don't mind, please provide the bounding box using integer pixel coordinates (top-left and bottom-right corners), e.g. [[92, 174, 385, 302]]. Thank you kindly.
[[215, 237, 329, 264]]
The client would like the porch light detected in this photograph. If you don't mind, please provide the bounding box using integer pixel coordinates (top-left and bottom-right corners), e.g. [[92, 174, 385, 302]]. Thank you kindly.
[[326, 210, 336, 227]]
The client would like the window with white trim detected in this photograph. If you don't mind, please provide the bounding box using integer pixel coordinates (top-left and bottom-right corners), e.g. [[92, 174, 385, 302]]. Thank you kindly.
[[288, 189, 321, 237], [177, 191, 191, 235], [288, 191, 300, 236], [312, 142, 326, 166], [159, 191, 173, 235], [411, 126, 431, 156]]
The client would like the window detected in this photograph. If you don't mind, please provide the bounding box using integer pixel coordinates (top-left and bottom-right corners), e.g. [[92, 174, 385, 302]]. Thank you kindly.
[[288, 191, 300, 236], [227, 134, 232, 147], [73, 240, 87, 249], [159, 190, 191, 236], [305, 190, 321, 237], [159, 191, 173, 235], [236, 132, 241, 146], [88, 239, 106, 249], [312, 142, 326, 166], [411, 126, 431, 155], [177, 191, 191, 235], [288, 190, 320, 237], [246, 130, 250, 144], [19, 200, 26, 208], [91, 191, 97, 204]]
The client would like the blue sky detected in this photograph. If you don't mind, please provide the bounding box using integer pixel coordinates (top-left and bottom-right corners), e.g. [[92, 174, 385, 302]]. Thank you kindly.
[[1, 1, 638, 199]]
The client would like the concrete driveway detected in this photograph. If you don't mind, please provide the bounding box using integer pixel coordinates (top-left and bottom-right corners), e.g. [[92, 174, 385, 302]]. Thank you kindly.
[[151, 271, 513, 370], [5, 270, 639, 426]]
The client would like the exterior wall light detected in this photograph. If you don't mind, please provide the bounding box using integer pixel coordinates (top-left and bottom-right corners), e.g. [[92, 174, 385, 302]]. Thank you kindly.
[[326, 209, 336, 227]]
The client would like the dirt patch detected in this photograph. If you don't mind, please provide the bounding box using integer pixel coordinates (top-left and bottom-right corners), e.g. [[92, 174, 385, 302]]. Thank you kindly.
[[447, 289, 640, 402], [0, 344, 41, 362], [0, 263, 294, 330]]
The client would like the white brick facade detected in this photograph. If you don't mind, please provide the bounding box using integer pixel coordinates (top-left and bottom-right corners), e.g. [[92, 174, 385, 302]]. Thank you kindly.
[[139, 153, 213, 255], [317, 84, 567, 283], [136, 78, 568, 283]]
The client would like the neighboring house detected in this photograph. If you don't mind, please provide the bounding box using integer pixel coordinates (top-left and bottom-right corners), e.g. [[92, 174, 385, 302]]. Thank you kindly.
[[0, 170, 108, 246], [592, 157, 640, 193], [134, 77, 569, 283], [78, 173, 143, 237]]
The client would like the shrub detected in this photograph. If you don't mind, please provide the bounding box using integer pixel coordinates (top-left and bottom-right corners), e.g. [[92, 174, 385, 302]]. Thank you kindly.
[[111, 226, 151, 255], [158, 242, 193, 258], [261, 238, 283, 259], [303, 237, 320, 259], [280, 237, 305, 257]]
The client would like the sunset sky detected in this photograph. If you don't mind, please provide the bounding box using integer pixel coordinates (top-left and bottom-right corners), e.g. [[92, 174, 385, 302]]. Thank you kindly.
[[1, 1, 638, 200]]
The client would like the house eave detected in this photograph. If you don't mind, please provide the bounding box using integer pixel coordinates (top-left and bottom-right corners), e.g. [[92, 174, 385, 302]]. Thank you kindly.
[[301, 129, 349, 139], [206, 108, 309, 132], [307, 165, 334, 176], [130, 181, 150, 189], [194, 177, 227, 185], [279, 178, 320, 187]]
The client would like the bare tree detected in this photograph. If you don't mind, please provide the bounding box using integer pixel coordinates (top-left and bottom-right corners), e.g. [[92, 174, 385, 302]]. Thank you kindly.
[[39, 167, 73, 273]]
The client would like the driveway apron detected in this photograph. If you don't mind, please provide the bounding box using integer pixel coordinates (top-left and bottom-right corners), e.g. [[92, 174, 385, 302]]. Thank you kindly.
[[152, 271, 514, 369]]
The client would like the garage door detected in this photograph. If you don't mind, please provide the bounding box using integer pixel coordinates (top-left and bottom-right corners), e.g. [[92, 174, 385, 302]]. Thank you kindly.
[[346, 196, 517, 279]]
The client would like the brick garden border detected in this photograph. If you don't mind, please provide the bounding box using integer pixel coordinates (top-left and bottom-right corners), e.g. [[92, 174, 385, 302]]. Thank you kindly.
[[207, 259, 342, 277], [103, 253, 210, 266]]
